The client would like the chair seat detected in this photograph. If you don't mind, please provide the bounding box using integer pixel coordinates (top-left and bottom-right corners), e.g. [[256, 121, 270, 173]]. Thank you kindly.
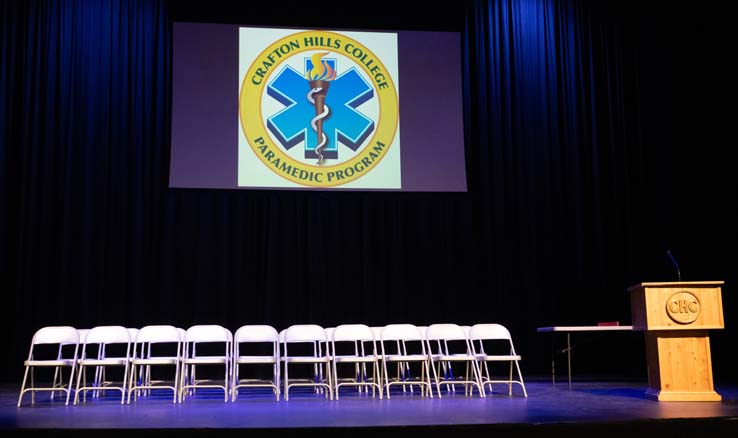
[[383, 354, 428, 362], [183, 356, 228, 364], [24, 359, 75, 367], [333, 355, 378, 363], [475, 354, 522, 361], [131, 357, 179, 365], [78, 358, 128, 366], [430, 353, 477, 361], [283, 356, 330, 363], [236, 355, 278, 364]]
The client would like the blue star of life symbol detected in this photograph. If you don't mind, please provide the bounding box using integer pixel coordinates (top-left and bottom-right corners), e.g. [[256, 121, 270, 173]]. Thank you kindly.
[[266, 61, 375, 160]]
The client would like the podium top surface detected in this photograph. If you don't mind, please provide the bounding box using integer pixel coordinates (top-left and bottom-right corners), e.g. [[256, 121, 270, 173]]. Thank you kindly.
[[627, 281, 724, 292]]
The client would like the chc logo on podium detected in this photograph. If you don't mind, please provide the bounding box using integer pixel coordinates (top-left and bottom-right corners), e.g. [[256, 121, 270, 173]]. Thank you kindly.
[[665, 291, 701, 324]]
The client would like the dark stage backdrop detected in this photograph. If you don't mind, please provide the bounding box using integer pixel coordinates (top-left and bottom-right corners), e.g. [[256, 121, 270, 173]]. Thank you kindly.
[[1, 0, 735, 383]]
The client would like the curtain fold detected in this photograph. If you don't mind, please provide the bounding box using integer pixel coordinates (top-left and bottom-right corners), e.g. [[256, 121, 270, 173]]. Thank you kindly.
[[2, 0, 701, 381]]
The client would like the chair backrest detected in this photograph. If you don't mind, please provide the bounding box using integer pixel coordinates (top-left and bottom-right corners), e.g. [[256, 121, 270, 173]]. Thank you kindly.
[[332, 324, 374, 342], [77, 329, 91, 343], [283, 325, 329, 358], [85, 326, 130, 345], [127, 328, 139, 341], [27, 327, 79, 361], [324, 327, 335, 341], [380, 324, 427, 357], [380, 324, 424, 342], [184, 325, 230, 343], [426, 324, 468, 342], [82, 326, 131, 360], [135, 325, 181, 344], [284, 324, 328, 343], [234, 325, 278, 343], [461, 325, 471, 337], [233, 325, 279, 358], [469, 323, 517, 355], [32, 326, 79, 345], [370, 326, 383, 340], [469, 323, 512, 341]]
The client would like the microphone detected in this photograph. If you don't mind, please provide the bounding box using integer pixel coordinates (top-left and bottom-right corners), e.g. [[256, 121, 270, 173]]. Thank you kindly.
[[666, 250, 682, 282]]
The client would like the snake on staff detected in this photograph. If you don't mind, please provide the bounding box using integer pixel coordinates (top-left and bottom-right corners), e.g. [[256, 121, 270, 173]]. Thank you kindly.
[[307, 87, 330, 165]]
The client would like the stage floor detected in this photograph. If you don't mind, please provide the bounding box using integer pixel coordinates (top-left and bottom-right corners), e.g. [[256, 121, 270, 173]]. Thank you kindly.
[[3, 379, 738, 436]]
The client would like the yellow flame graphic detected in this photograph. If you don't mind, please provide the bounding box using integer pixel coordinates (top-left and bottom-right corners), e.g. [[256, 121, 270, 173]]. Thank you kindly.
[[305, 52, 337, 81]]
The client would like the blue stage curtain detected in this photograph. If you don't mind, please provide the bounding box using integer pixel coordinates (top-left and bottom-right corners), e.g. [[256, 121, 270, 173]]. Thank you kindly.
[[2, 1, 732, 382], [1, 0, 171, 359], [463, 0, 647, 304]]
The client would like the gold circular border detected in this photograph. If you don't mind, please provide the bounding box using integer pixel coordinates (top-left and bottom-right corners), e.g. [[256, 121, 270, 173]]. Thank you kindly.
[[665, 291, 701, 324], [239, 30, 399, 187]]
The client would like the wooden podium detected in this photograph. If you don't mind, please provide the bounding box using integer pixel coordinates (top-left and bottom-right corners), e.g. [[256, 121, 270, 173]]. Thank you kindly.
[[629, 281, 724, 401]]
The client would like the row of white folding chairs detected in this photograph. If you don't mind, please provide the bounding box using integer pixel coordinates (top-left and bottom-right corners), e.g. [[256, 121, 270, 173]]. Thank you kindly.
[[18, 323, 526, 406], [226, 323, 527, 402], [17, 325, 223, 406], [369, 324, 527, 400]]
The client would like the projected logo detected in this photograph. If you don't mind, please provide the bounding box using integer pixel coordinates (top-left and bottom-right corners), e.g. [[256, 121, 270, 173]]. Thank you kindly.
[[239, 29, 400, 188]]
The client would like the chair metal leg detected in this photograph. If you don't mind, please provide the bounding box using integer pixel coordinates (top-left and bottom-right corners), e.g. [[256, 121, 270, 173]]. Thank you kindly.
[[383, 360, 391, 399], [174, 362, 181, 404], [333, 360, 340, 400], [471, 359, 485, 397], [325, 360, 333, 400], [72, 365, 87, 406], [50, 366, 60, 400], [464, 362, 470, 396], [145, 365, 151, 396], [126, 364, 133, 404], [121, 362, 129, 404], [428, 360, 437, 399], [509, 362, 514, 395], [231, 362, 237, 402], [483, 360, 492, 393], [430, 361, 439, 398], [224, 361, 229, 402], [17, 366, 30, 407], [515, 360, 528, 397], [178, 364, 185, 403], [65, 363, 76, 405]]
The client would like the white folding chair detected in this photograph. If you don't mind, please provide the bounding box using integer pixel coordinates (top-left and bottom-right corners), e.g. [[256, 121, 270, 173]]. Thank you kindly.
[[47, 328, 89, 401], [74, 326, 131, 404], [277, 327, 325, 396], [18, 326, 80, 406], [426, 323, 485, 398], [424, 325, 455, 393], [379, 324, 435, 399], [124, 328, 141, 397], [232, 325, 280, 401], [282, 324, 333, 401], [179, 325, 231, 403], [331, 324, 382, 399], [369, 326, 387, 391], [322, 327, 334, 392], [469, 323, 528, 397], [127, 325, 182, 404]]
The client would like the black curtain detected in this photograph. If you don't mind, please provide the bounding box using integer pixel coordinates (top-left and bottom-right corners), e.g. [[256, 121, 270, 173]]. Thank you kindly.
[[2, 0, 735, 383]]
